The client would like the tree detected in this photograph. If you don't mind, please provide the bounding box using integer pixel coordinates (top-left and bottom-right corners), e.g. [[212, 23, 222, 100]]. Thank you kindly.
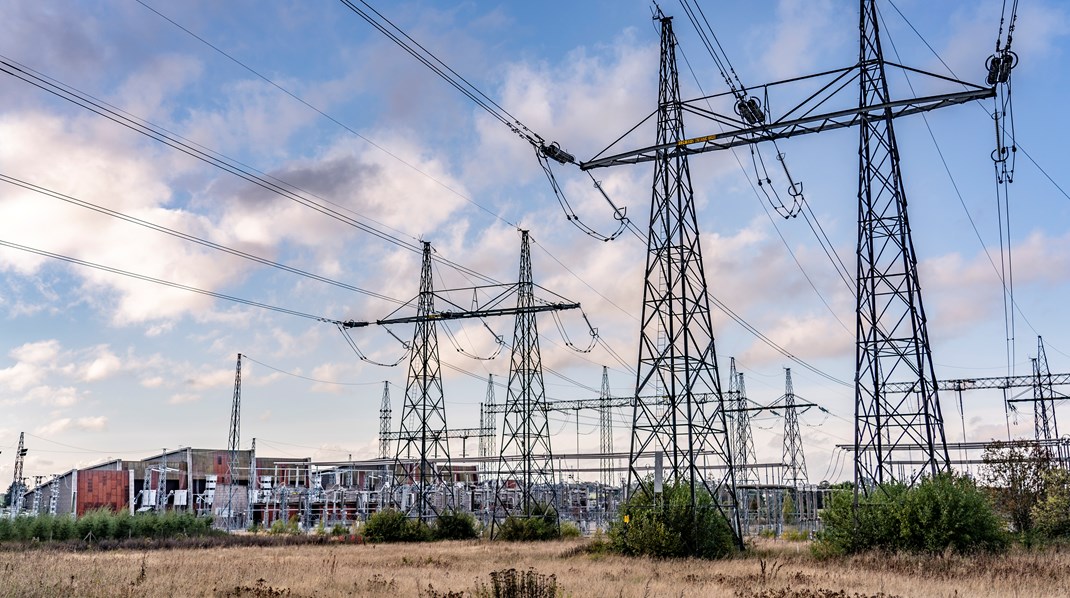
[[980, 440, 1054, 533], [1033, 468, 1070, 539]]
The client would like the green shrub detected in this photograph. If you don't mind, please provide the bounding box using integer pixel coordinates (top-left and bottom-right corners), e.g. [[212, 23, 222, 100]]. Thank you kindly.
[[496, 502, 560, 541], [815, 473, 1007, 555], [432, 510, 479, 541], [329, 523, 348, 537], [559, 522, 582, 539], [0, 518, 11, 542], [609, 482, 736, 559], [1033, 468, 1070, 539], [268, 518, 289, 535], [364, 509, 432, 543]]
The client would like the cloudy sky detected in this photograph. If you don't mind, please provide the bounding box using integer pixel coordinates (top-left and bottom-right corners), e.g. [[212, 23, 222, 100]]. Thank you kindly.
[[1, 0, 1068, 486]]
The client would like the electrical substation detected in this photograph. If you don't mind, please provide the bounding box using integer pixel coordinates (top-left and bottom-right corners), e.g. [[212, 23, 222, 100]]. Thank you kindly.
[[4, 0, 1069, 547]]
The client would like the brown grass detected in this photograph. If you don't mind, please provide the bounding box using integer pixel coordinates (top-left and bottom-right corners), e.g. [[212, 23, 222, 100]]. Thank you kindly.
[[2, 538, 1069, 597]]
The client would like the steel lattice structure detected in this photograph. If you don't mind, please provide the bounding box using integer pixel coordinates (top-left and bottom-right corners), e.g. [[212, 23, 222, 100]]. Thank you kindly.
[[781, 369, 807, 488], [599, 366, 614, 493], [730, 359, 757, 487], [478, 375, 496, 472], [393, 241, 453, 521], [853, 0, 949, 489], [1033, 336, 1059, 442], [492, 230, 558, 533], [225, 353, 242, 528], [9, 432, 26, 517], [378, 381, 392, 459], [625, 14, 740, 547]]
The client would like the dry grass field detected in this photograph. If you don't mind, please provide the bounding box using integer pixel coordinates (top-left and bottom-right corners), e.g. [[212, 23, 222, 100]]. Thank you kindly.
[[2, 538, 1069, 597]]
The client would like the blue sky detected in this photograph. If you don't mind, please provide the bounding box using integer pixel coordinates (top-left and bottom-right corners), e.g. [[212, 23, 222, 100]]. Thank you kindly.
[[1, 0, 1068, 485]]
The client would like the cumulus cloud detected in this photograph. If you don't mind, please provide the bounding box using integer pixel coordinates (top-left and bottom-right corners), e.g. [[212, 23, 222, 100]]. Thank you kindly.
[[35, 415, 107, 436]]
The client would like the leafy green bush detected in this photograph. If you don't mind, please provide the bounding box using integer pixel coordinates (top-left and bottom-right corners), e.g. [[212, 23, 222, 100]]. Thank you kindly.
[[496, 502, 560, 541], [432, 510, 479, 541], [815, 473, 1007, 555], [559, 522, 582, 539], [1033, 468, 1070, 539], [364, 509, 432, 543], [609, 482, 736, 559]]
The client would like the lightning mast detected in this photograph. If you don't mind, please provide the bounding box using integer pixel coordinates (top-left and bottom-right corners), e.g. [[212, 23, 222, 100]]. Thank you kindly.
[[226, 353, 241, 529]]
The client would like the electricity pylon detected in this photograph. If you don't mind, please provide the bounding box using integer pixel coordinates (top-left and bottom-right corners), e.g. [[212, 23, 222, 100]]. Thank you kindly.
[[225, 353, 241, 529], [478, 375, 497, 472], [493, 230, 558, 535], [1033, 336, 1059, 442], [624, 13, 740, 548], [581, 0, 994, 492], [394, 241, 453, 522], [378, 381, 392, 459], [8, 432, 26, 517], [599, 366, 614, 492], [781, 369, 807, 488], [730, 359, 756, 487]]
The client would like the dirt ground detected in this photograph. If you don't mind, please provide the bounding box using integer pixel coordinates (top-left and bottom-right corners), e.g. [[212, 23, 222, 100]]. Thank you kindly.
[[2, 537, 1069, 597]]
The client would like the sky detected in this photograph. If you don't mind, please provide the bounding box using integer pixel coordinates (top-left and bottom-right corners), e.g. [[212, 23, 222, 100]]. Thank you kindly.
[[1, 0, 1069, 487]]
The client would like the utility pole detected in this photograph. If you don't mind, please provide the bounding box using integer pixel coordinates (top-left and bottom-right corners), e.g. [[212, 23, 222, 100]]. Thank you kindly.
[[493, 230, 558, 535], [226, 353, 241, 530], [624, 13, 740, 547], [393, 241, 452, 522], [378, 381, 392, 459]]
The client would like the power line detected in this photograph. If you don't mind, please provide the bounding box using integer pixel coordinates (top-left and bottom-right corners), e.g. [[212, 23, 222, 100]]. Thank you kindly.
[[0, 238, 338, 323], [0, 172, 405, 305]]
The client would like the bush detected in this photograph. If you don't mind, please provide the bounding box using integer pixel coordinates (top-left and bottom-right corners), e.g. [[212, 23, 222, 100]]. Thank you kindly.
[[815, 473, 1008, 555], [496, 502, 560, 542], [432, 511, 479, 541], [364, 509, 432, 543], [609, 482, 736, 559], [1033, 468, 1070, 539], [559, 522, 582, 539]]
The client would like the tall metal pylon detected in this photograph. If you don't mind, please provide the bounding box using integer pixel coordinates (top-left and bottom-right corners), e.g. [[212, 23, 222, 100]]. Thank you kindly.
[[730, 359, 756, 487], [1033, 336, 1058, 442], [393, 241, 452, 521], [226, 353, 241, 529], [493, 230, 557, 532], [627, 13, 739, 546], [853, 0, 950, 489], [8, 432, 26, 517], [478, 374, 497, 472], [781, 369, 808, 488], [378, 381, 392, 459], [599, 366, 614, 492]]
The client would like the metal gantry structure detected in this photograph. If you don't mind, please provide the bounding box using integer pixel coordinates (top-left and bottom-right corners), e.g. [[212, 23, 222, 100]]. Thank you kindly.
[[492, 230, 559, 534], [479, 375, 496, 472], [729, 359, 757, 487]]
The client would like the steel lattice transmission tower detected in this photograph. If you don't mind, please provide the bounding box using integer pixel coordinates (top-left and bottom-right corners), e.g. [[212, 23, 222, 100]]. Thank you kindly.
[[730, 359, 756, 487], [379, 381, 392, 459], [8, 432, 26, 517], [781, 369, 808, 488], [493, 230, 558, 532], [626, 14, 740, 545], [599, 366, 614, 492], [478, 375, 497, 472], [225, 353, 242, 529], [1033, 336, 1058, 442], [394, 241, 453, 521], [853, 0, 949, 489]]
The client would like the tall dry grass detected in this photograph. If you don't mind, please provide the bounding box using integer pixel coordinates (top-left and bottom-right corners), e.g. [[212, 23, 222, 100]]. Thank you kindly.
[[1, 538, 1068, 597]]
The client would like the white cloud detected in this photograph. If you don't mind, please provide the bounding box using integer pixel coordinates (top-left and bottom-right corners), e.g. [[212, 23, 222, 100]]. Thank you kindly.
[[35, 415, 107, 436]]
